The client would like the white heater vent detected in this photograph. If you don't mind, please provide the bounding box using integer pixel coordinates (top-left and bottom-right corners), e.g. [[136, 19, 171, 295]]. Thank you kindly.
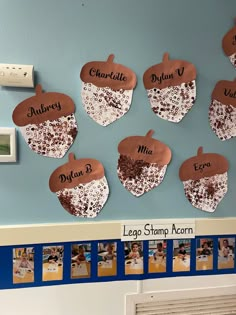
[[126, 285, 236, 315], [136, 294, 236, 314]]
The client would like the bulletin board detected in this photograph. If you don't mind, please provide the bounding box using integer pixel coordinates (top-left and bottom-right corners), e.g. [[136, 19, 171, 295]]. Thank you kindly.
[[0, 219, 234, 289], [0, 234, 236, 290], [0, 0, 235, 225]]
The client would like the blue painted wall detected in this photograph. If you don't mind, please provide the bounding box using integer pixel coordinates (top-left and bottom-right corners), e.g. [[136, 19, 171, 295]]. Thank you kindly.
[[0, 0, 235, 224]]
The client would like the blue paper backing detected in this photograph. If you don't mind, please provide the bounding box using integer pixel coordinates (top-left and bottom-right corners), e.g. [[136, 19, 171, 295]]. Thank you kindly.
[[0, 235, 235, 290]]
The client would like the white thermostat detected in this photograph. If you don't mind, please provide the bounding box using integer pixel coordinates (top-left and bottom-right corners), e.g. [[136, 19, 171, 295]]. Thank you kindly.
[[0, 64, 34, 87]]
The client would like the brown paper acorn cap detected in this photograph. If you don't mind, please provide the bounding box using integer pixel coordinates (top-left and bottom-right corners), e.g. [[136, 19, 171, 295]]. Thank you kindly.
[[179, 147, 228, 181], [12, 84, 75, 126], [80, 54, 137, 90], [212, 79, 236, 107], [118, 130, 172, 165], [49, 153, 105, 192], [222, 18, 236, 56], [143, 52, 197, 90]]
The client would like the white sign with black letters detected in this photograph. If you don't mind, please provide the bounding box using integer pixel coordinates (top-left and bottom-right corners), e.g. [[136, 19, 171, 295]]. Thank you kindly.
[[121, 219, 195, 241]]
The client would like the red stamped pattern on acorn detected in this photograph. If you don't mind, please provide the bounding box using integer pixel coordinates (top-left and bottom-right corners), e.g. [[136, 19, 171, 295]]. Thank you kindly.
[[143, 53, 197, 123], [49, 153, 109, 218], [179, 147, 229, 213], [117, 130, 171, 196], [12, 84, 78, 158], [209, 79, 236, 141], [80, 54, 137, 126]]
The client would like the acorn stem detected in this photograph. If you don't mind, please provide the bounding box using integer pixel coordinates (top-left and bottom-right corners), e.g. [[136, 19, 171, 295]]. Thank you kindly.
[[146, 129, 154, 138], [68, 152, 75, 162], [107, 54, 115, 63], [35, 84, 43, 95], [197, 147, 203, 156], [163, 52, 169, 63]]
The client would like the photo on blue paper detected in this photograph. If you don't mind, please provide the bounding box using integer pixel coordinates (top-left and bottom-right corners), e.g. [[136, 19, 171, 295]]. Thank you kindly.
[[218, 238, 235, 270], [71, 243, 91, 279], [196, 238, 213, 271], [148, 240, 167, 273], [124, 241, 143, 275], [13, 247, 34, 284], [98, 242, 117, 277], [42, 246, 64, 281], [173, 239, 191, 272]]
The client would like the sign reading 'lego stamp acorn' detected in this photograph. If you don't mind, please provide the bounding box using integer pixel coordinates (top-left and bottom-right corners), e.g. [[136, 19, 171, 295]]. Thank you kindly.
[[121, 219, 195, 241]]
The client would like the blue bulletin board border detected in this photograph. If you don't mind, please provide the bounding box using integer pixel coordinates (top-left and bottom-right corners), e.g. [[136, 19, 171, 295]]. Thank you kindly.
[[0, 235, 235, 290]]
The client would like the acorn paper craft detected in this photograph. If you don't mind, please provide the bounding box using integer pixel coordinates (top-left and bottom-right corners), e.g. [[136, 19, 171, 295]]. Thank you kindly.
[[143, 52, 197, 123], [209, 79, 236, 141], [80, 54, 137, 126], [222, 19, 236, 68], [12, 84, 78, 158], [179, 147, 228, 213], [117, 130, 171, 197], [49, 153, 109, 218]]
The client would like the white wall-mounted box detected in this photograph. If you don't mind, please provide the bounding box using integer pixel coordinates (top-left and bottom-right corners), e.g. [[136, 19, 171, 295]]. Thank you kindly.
[[0, 64, 34, 87]]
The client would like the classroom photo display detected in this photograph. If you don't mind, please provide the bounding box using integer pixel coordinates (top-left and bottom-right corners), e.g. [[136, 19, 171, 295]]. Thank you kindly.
[[42, 246, 64, 281], [6, 235, 236, 289], [196, 238, 213, 271], [148, 240, 167, 273], [97, 242, 117, 277], [218, 238, 235, 270], [124, 241, 143, 275], [173, 239, 191, 272], [13, 247, 34, 284], [71, 243, 91, 279]]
